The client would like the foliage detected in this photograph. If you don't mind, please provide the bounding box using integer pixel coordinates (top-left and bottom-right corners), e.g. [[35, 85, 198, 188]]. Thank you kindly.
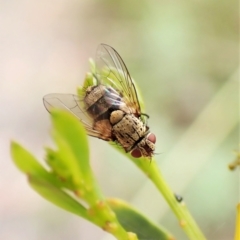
[[11, 110, 173, 240]]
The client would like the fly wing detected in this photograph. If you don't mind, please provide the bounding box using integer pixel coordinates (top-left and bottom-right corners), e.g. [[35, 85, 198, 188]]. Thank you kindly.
[[43, 93, 112, 141], [95, 44, 141, 117]]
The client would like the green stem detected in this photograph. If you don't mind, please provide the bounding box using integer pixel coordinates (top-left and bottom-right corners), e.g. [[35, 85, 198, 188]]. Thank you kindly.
[[136, 159, 206, 240], [111, 142, 207, 239]]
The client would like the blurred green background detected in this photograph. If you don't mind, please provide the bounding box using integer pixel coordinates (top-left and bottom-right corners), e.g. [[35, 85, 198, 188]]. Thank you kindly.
[[0, 0, 238, 239]]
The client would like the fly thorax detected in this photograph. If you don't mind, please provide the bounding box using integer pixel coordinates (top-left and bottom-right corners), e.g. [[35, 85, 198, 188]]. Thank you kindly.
[[110, 110, 125, 125]]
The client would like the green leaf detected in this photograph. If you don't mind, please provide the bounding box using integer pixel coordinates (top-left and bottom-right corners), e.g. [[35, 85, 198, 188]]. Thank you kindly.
[[11, 141, 46, 175], [49, 110, 103, 203], [11, 141, 61, 187], [77, 73, 95, 97], [45, 146, 82, 190], [50, 109, 90, 178], [107, 198, 174, 240], [29, 174, 90, 220], [11, 141, 89, 219]]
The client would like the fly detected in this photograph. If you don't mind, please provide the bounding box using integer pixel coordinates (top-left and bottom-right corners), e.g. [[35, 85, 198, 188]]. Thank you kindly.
[[43, 44, 156, 158]]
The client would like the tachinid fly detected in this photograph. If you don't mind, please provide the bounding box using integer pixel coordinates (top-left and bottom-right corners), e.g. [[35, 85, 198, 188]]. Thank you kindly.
[[43, 44, 156, 158]]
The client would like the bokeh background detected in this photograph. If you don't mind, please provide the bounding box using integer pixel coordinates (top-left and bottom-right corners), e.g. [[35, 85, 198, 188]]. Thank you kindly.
[[0, 1, 239, 239]]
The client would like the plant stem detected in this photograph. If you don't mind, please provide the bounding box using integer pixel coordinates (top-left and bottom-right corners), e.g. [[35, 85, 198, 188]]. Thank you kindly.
[[137, 159, 206, 240], [112, 143, 206, 239]]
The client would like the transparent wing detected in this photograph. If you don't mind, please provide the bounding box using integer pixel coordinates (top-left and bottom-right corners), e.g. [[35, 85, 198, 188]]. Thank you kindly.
[[95, 44, 141, 116], [43, 93, 112, 141]]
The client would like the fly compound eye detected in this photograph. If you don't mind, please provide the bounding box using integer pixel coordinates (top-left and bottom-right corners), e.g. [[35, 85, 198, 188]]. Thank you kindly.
[[131, 148, 142, 158], [142, 133, 156, 156], [147, 133, 156, 144]]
